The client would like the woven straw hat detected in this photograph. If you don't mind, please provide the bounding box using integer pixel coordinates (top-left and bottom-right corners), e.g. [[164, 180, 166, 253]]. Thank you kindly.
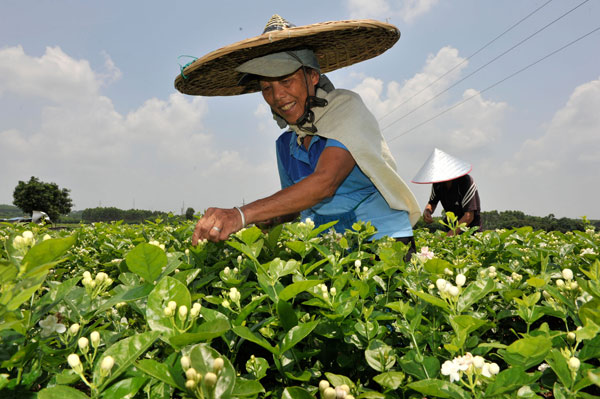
[[174, 14, 400, 96], [411, 148, 472, 184]]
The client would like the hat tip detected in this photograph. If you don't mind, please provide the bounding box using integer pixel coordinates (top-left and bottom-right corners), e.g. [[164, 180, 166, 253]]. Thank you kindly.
[[263, 14, 296, 33]]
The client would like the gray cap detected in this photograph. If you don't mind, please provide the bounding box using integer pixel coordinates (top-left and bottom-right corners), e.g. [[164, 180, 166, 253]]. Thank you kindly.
[[235, 49, 320, 79]]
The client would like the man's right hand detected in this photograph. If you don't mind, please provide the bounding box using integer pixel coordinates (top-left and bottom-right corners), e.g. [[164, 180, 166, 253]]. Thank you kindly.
[[423, 209, 433, 224]]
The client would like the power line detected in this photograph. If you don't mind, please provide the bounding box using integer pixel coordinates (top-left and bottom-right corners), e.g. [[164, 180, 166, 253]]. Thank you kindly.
[[388, 25, 600, 142], [381, 0, 591, 132], [378, 0, 554, 123]]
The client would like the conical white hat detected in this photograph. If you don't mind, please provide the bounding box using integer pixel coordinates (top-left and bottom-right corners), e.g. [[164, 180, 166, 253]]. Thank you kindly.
[[411, 148, 472, 184]]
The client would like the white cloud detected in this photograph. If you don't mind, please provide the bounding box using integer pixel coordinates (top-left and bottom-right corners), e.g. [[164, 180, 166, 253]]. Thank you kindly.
[[346, 0, 438, 23], [0, 45, 279, 212]]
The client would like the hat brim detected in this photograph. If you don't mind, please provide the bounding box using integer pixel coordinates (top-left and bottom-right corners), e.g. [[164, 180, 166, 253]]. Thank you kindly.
[[174, 19, 400, 96]]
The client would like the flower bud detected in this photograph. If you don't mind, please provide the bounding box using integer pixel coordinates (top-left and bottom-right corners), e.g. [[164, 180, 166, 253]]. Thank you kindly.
[[229, 288, 241, 303], [568, 357, 580, 371], [556, 279, 565, 288], [339, 385, 350, 394], [237, 255, 242, 264], [180, 355, 191, 371], [323, 387, 337, 399], [100, 356, 115, 376], [178, 305, 188, 319], [319, 380, 330, 392], [330, 287, 337, 296], [69, 323, 80, 335], [222, 300, 230, 308], [186, 367, 198, 381], [213, 357, 224, 372], [78, 337, 89, 353], [163, 306, 174, 317], [354, 260, 361, 268], [96, 272, 108, 282], [335, 387, 347, 399], [168, 301, 177, 310], [448, 285, 460, 297], [456, 274, 466, 287], [436, 279, 447, 291], [67, 353, 83, 373], [22, 231, 34, 240], [567, 332, 577, 342], [204, 372, 217, 389], [90, 331, 100, 348], [185, 379, 197, 389], [473, 356, 485, 369], [43, 234, 52, 241], [489, 363, 500, 375], [562, 268, 573, 281]]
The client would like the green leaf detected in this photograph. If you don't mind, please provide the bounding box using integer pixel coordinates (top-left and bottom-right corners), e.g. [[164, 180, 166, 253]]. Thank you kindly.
[[92, 283, 154, 316], [38, 385, 90, 399], [277, 299, 298, 331], [280, 320, 319, 354], [135, 358, 185, 390], [407, 379, 470, 399], [501, 336, 552, 369], [456, 277, 495, 313], [324, 372, 355, 390], [232, 325, 277, 354], [168, 318, 230, 348], [231, 378, 265, 397], [279, 280, 324, 301], [409, 289, 450, 312], [125, 243, 167, 283], [21, 235, 76, 275], [373, 371, 404, 390], [281, 386, 315, 399], [484, 367, 540, 396], [100, 377, 147, 399], [545, 349, 572, 388], [526, 276, 547, 288], [365, 339, 396, 372], [424, 258, 455, 274], [146, 276, 191, 335], [579, 335, 600, 361], [189, 343, 236, 399], [93, 330, 161, 390]]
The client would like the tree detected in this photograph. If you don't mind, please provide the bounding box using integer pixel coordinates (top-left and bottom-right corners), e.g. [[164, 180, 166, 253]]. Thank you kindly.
[[13, 176, 73, 222], [185, 207, 196, 220]]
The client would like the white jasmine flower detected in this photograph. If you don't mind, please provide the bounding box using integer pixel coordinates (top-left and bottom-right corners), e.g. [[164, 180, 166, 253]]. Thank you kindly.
[[185, 368, 198, 381], [472, 356, 485, 369], [562, 268, 573, 281], [456, 274, 466, 287], [444, 268, 454, 276], [488, 363, 500, 375], [330, 287, 337, 296], [580, 248, 597, 256], [168, 301, 177, 310], [538, 363, 550, 372], [42, 234, 51, 241], [39, 315, 66, 337], [335, 387, 347, 399], [418, 246, 435, 260], [556, 279, 565, 288], [441, 360, 461, 382], [22, 231, 34, 240], [237, 255, 243, 264], [164, 306, 174, 317]]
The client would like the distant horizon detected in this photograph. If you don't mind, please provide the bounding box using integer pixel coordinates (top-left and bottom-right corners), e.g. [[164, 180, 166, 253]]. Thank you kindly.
[[1, 203, 597, 222]]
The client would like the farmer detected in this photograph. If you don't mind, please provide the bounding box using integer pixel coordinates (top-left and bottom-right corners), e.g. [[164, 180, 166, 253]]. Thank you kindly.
[[411, 148, 481, 235], [175, 15, 420, 248]]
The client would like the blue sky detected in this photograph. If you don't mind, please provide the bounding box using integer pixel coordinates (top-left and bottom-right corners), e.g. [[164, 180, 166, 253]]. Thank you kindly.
[[1, 0, 599, 219]]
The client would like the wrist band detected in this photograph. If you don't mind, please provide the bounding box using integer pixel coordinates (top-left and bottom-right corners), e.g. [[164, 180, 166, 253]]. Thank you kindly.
[[234, 206, 246, 228]]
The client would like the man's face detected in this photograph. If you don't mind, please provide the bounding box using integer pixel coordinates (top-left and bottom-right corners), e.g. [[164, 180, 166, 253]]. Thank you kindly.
[[259, 68, 320, 124]]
